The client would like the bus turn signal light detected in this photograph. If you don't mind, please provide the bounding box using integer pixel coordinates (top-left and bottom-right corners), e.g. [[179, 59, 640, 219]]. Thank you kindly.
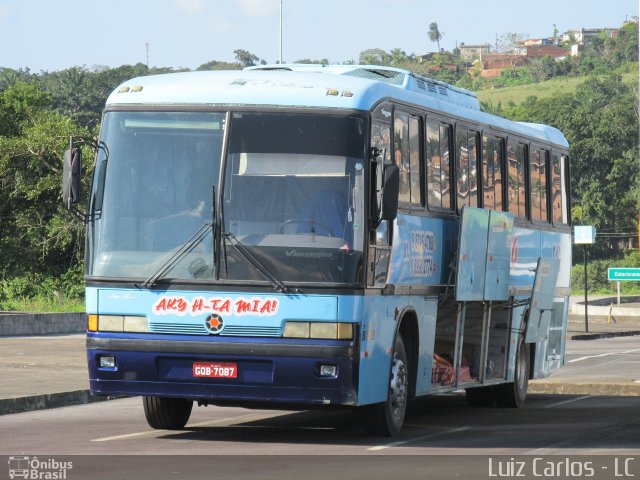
[[88, 314, 98, 332]]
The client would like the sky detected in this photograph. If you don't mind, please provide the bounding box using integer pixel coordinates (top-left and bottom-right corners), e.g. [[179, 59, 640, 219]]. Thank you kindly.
[[0, 0, 638, 72]]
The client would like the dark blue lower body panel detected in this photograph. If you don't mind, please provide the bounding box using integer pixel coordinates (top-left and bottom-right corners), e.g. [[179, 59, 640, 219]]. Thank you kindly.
[[87, 333, 358, 406]]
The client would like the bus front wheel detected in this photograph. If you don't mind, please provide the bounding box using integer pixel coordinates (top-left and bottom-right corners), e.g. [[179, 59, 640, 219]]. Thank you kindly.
[[494, 335, 529, 408], [143, 396, 193, 430], [361, 334, 409, 436]]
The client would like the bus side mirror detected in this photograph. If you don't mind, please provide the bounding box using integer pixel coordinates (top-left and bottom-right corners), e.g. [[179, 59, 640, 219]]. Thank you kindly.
[[63, 147, 82, 208], [381, 164, 399, 221]]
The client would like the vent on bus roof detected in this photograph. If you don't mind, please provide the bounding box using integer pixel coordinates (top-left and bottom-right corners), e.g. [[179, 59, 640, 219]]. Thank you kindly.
[[343, 68, 405, 85]]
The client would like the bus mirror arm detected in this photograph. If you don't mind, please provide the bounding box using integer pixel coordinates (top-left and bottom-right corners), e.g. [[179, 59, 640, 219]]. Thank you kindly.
[[381, 164, 399, 221]]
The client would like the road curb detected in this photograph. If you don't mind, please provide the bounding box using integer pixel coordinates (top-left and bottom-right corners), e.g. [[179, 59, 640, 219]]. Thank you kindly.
[[0, 390, 109, 416], [570, 330, 640, 341], [529, 382, 640, 396]]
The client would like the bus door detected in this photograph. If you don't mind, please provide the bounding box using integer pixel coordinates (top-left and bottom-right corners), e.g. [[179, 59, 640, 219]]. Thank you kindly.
[[432, 207, 514, 389]]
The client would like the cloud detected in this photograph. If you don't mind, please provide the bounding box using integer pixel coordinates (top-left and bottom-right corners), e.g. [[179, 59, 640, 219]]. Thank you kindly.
[[174, 0, 206, 15], [0, 6, 9, 22], [237, 0, 279, 17]]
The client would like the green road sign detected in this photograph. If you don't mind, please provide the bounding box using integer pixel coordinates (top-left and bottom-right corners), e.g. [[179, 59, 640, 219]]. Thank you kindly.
[[608, 268, 640, 281]]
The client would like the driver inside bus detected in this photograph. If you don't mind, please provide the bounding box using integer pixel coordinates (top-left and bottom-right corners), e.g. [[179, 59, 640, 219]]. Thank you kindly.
[[296, 189, 351, 244]]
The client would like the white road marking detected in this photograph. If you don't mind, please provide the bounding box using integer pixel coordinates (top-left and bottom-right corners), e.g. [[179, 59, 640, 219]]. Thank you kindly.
[[567, 348, 640, 363], [368, 426, 470, 451], [91, 411, 288, 442], [544, 395, 591, 408]]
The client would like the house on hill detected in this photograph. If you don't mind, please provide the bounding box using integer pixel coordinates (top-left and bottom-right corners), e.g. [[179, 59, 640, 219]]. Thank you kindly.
[[561, 27, 618, 44], [459, 43, 491, 60]]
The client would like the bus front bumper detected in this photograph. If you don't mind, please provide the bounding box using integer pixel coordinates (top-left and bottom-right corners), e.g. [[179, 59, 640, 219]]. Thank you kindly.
[[86, 334, 358, 407]]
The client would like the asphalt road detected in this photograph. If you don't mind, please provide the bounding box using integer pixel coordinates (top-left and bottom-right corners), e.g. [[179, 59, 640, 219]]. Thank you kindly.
[[1, 337, 638, 479]]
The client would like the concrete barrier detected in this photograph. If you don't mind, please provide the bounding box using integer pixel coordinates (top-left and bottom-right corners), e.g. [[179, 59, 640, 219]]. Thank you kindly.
[[0, 313, 85, 336], [570, 295, 640, 316]]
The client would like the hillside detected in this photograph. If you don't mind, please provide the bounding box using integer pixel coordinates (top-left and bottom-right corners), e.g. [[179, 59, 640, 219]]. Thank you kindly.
[[477, 66, 638, 106]]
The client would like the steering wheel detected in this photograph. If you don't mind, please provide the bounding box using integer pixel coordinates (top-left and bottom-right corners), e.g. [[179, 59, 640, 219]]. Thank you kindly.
[[279, 219, 336, 237]]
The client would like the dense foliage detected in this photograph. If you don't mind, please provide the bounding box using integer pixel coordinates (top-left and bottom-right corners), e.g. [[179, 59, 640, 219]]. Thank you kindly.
[[0, 22, 638, 309]]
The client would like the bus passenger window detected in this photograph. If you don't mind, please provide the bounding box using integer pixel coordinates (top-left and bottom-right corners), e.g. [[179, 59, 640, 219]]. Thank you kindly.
[[394, 113, 410, 203], [507, 141, 527, 219], [539, 150, 549, 221], [482, 136, 504, 211], [440, 125, 451, 209], [426, 120, 440, 207], [409, 116, 421, 205], [530, 147, 549, 223], [394, 112, 421, 205], [551, 153, 569, 224], [467, 132, 479, 208], [426, 120, 452, 210], [455, 127, 479, 209]]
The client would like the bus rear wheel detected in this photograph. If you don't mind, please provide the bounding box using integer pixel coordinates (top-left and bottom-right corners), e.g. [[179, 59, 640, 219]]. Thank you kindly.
[[362, 334, 409, 436], [143, 396, 193, 430], [494, 335, 529, 408]]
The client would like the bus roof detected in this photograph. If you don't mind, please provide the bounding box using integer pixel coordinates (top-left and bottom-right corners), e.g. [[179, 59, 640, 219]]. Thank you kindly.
[[106, 65, 569, 148]]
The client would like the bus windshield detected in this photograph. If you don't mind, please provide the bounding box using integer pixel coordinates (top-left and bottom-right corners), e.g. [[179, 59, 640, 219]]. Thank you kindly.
[[87, 111, 366, 286]]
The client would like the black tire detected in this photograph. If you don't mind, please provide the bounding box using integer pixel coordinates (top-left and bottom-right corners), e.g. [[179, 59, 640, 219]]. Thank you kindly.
[[362, 334, 409, 436], [495, 335, 529, 408], [143, 396, 193, 430], [465, 385, 494, 407]]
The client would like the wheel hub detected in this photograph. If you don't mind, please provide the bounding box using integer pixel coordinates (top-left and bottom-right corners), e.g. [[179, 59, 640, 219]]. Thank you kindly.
[[389, 355, 408, 415]]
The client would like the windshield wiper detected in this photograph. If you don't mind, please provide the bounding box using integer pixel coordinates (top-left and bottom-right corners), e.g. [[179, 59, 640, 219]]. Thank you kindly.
[[221, 230, 293, 294], [140, 222, 212, 288]]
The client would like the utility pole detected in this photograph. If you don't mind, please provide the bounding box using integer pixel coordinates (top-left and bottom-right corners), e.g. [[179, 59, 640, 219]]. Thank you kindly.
[[279, 0, 283, 64]]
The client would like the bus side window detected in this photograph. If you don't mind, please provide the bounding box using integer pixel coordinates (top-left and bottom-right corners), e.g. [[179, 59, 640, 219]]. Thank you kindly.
[[455, 126, 479, 210], [482, 135, 505, 211], [394, 112, 422, 205], [468, 131, 479, 208], [507, 140, 527, 219], [440, 124, 452, 209], [394, 113, 410, 203], [530, 147, 550, 223], [551, 153, 569, 225], [426, 119, 453, 210], [408, 116, 421, 205]]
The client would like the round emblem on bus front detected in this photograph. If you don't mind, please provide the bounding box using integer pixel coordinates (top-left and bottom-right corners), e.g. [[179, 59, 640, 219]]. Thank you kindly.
[[205, 314, 224, 334]]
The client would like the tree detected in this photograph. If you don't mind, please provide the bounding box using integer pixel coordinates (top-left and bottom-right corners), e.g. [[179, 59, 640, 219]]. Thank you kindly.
[[233, 49, 260, 67], [0, 82, 90, 280], [293, 58, 329, 65], [358, 49, 390, 65], [496, 32, 527, 77], [428, 22, 443, 52], [390, 48, 408, 65], [552, 24, 559, 44], [501, 75, 639, 257], [196, 60, 242, 71]]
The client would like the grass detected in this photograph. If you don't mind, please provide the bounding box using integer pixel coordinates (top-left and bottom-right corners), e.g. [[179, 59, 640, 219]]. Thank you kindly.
[[0, 298, 85, 313], [477, 69, 638, 106]]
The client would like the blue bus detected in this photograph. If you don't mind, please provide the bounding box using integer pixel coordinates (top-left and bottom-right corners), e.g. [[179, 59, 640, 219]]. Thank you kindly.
[[63, 65, 572, 436]]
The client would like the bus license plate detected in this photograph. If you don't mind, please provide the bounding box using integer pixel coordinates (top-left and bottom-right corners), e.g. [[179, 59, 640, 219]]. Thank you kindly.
[[193, 362, 237, 379]]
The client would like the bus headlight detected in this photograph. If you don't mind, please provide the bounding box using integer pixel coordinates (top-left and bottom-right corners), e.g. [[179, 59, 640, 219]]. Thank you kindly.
[[283, 322, 353, 340]]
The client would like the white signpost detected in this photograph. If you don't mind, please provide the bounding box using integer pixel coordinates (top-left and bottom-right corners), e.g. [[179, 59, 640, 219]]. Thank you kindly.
[[574, 226, 596, 333]]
